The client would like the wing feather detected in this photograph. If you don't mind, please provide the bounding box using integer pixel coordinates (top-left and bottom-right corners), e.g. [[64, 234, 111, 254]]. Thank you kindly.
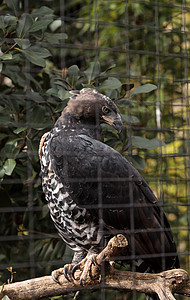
[[50, 133, 179, 271]]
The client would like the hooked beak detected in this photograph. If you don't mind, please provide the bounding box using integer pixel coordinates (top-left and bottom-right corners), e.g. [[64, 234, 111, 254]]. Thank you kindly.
[[102, 114, 123, 133], [112, 120, 124, 133]]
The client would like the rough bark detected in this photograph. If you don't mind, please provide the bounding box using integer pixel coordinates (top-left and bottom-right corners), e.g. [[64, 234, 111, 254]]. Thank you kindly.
[[0, 235, 189, 300]]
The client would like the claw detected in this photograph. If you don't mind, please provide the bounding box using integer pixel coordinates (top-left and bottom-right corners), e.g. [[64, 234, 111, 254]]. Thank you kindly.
[[80, 277, 84, 287], [51, 268, 64, 284], [72, 263, 80, 280], [63, 265, 71, 282], [51, 271, 59, 284], [90, 256, 96, 266], [51, 253, 98, 286]]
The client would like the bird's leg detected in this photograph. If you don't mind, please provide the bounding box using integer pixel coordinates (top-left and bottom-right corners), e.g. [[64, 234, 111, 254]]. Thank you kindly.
[[74, 234, 128, 286], [52, 249, 87, 283], [51, 253, 100, 285], [72, 253, 100, 286], [52, 235, 128, 285]]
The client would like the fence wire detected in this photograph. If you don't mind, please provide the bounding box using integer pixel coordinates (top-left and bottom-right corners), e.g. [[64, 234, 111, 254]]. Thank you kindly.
[[0, 1, 189, 300]]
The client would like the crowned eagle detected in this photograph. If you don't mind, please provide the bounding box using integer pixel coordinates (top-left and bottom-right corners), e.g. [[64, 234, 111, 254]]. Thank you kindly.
[[39, 88, 179, 299]]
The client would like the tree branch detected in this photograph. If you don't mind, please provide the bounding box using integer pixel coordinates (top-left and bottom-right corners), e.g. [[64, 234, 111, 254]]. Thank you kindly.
[[1, 235, 189, 300]]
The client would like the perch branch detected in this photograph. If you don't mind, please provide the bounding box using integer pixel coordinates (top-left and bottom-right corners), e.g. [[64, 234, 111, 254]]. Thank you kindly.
[[0, 235, 189, 300]]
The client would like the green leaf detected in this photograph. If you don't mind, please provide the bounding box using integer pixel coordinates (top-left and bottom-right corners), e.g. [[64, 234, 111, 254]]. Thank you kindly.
[[102, 63, 116, 73], [49, 20, 62, 32], [66, 65, 80, 87], [16, 13, 33, 38], [54, 80, 67, 88], [57, 89, 70, 100], [121, 114, 140, 124], [105, 89, 118, 99], [0, 253, 6, 261], [67, 65, 80, 77], [0, 53, 13, 60], [84, 61, 100, 83], [131, 136, 165, 150], [100, 77, 122, 90], [25, 55, 45, 67], [3, 159, 16, 176], [117, 99, 132, 106], [44, 32, 67, 44], [0, 168, 5, 179], [26, 91, 46, 103], [29, 18, 53, 33], [13, 127, 27, 134], [132, 83, 157, 95], [99, 63, 116, 77], [3, 139, 20, 156], [46, 88, 58, 97], [5, 0, 19, 16], [30, 107, 52, 130], [14, 38, 31, 50], [32, 6, 54, 17], [32, 106, 46, 124], [126, 155, 145, 170], [54, 103, 65, 113], [30, 47, 51, 58], [24, 46, 51, 67], [4, 15, 17, 32], [0, 62, 2, 72], [0, 16, 5, 29]]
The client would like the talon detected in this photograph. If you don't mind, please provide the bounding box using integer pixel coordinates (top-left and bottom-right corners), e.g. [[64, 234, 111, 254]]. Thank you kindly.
[[90, 256, 96, 266], [51, 271, 59, 283], [80, 277, 84, 287], [51, 268, 64, 284], [63, 265, 71, 282], [72, 263, 80, 280]]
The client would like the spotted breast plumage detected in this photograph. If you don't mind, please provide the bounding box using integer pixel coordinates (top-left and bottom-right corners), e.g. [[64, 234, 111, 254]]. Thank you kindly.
[[39, 88, 179, 297]]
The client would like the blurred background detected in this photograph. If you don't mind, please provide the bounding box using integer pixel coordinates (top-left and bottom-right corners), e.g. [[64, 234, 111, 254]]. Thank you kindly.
[[0, 0, 189, 299]]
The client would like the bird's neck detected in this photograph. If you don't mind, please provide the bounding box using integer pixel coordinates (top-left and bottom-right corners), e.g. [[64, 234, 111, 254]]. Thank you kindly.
[[55, 112, 104, 141]]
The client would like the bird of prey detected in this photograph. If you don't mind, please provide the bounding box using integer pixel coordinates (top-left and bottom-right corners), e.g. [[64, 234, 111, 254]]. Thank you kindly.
[[39, 88, 179, 295]]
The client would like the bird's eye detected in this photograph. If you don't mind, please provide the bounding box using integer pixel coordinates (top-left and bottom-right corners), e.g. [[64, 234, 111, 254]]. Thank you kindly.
[[102, 106, 110, 114]]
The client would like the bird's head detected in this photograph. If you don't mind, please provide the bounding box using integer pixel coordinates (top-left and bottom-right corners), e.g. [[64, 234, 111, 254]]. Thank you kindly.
[[62, 88, 123, 133]]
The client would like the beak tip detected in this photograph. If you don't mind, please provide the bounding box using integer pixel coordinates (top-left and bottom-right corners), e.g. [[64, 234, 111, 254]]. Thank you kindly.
[[113, 121, 124, 133]]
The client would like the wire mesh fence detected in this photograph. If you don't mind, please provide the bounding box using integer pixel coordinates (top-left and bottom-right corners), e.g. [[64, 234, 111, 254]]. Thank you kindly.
[[0, 0, 189, 299]]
